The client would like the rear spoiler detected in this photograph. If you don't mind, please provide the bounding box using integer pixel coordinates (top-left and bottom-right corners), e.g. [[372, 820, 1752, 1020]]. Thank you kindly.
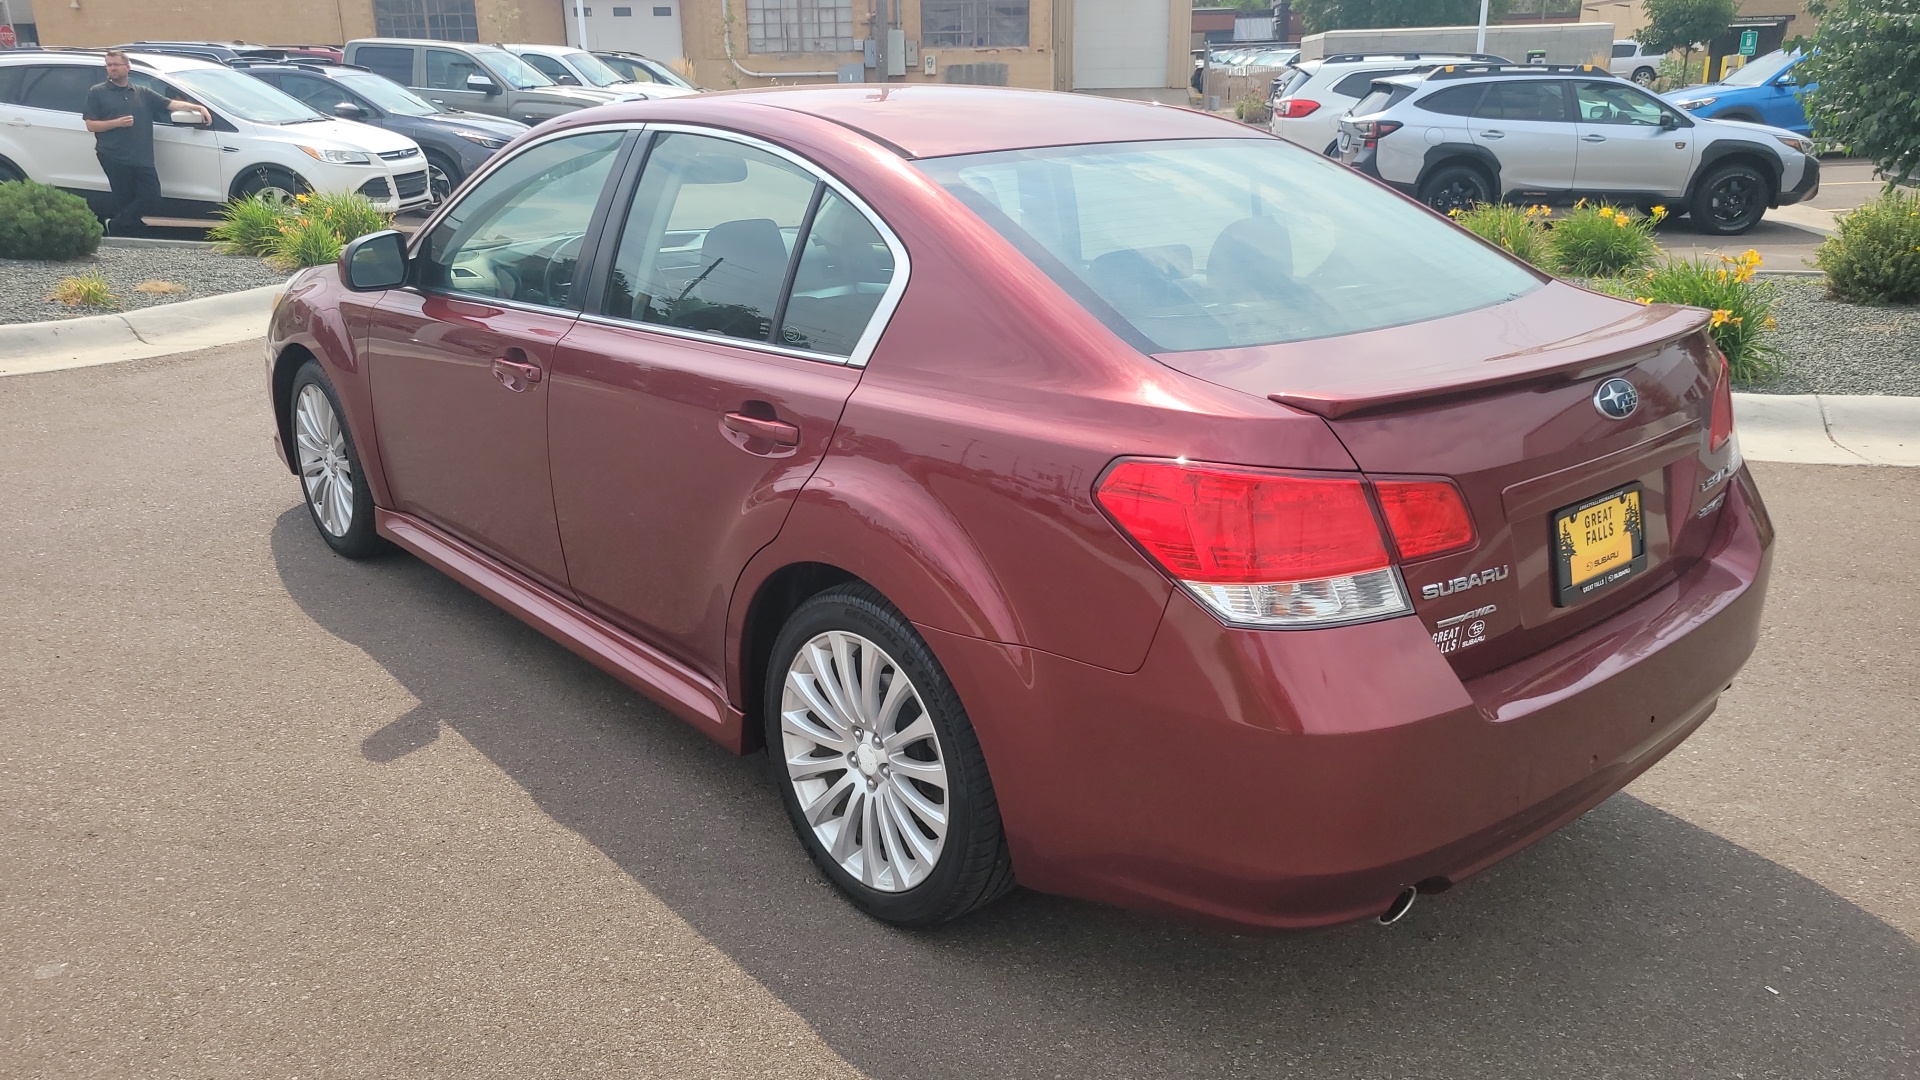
[[1263, 302, 1712, 420]]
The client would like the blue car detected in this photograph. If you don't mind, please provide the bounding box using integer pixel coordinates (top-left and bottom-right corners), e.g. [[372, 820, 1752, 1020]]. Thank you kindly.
[[1664, 50, 1813, 136]]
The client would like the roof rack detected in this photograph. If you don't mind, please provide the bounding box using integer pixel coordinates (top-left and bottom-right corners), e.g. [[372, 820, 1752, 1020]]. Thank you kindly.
[[1427, 63, 1619, 79], [1321, 52, 1508, 64]]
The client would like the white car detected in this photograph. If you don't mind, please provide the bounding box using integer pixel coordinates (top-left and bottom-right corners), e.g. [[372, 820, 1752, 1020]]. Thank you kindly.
[[1270, 51, 1508, 156], [505, 44, 698, 100], [1609, 40, 1662, 86], [0, 50, 433, 217]]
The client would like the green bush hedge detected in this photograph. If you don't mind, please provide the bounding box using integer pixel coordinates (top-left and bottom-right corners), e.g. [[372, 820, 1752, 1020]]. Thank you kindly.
[[0, 180, 104, 261], [210, 190, 392, 270], [1590, 251, 1782, 382], [1815, 186, 1920, 305]]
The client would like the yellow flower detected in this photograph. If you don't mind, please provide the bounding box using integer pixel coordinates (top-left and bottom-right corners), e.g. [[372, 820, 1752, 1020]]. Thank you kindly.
[[1634, 296, 1653, 304], [1710, 309, 1734, 326], [1763, 315, 1777, 330], [1651, 205, 1667, 217], [1448, 208, 1462, 218], [1575, 197, 1588, 209], [1615, 216, 1630, 228]]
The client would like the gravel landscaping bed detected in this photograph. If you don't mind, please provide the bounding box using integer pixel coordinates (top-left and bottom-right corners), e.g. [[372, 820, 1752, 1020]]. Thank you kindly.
[[0, 246, 287, 325], [1743, 277, 1920, 396]]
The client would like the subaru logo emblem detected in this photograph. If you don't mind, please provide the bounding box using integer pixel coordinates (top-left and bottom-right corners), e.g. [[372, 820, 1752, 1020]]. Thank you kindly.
[[1593, 378, 1639, 420]]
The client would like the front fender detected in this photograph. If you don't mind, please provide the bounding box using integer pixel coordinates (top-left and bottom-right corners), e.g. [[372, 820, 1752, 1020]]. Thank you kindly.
[[267, 268, 396, 509]]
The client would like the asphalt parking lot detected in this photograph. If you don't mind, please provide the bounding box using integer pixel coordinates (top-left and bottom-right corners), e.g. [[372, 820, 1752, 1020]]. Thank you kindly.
[[2, 341, 1915, 1079]]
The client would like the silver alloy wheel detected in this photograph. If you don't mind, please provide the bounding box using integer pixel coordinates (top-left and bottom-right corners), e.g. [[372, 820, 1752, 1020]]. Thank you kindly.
[[255, 184, 296, 203], [294, 383, 354, 537], [780, 630, 949, 892]]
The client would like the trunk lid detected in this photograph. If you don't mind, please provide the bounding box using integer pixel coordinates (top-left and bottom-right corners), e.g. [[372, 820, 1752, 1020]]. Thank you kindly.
[[1154, 282, 1739, 679]]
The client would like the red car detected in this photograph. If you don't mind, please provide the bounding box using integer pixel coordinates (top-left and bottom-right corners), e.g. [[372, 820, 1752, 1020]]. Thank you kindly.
[[266, 85, 1770, 930]]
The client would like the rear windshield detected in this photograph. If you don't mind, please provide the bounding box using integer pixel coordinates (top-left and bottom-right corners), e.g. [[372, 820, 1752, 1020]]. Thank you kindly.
[[917, 139, 1540, 353], [1350, 83, 1410, 116]]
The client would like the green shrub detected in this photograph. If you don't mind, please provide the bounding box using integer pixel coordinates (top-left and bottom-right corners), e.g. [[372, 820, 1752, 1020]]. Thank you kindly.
[[302, 190, 391, 245], [0, 180, 104, 261], [209, 193, 290, 257], [1814, 186, 1920, 304], [1592, 250, 1781, 382], [1450, 202, 1553, 267], [1548, 203, 1664, 277], [268, 212, 346, 270]]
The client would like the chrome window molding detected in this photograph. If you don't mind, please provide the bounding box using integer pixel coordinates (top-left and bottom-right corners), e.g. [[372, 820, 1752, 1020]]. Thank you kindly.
[[401, 119, 911, 369]]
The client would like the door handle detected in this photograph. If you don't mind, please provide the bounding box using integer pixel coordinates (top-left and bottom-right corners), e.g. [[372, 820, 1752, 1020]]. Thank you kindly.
[[1581, 133, 1607, 142], [2, 117, 26, 127], [722, 411, 800, 447], [1480, 129, 1505, 139], [491, 353, 542, 392]]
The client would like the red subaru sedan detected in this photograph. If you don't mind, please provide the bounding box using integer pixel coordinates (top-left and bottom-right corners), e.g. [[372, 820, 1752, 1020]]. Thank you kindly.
[[266, 86, 1770, 930]]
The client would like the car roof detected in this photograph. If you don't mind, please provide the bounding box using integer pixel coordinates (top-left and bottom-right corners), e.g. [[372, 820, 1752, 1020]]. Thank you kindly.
[[600, 84, 1262, 159], [504, 43, 577, 55], [0, 48, 226, 73]]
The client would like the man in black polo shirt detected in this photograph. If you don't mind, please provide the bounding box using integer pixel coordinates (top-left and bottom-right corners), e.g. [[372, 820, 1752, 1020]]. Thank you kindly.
[[82, 51, 210, 236]]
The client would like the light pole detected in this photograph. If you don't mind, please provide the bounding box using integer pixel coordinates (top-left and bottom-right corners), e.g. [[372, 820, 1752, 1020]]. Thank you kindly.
[[1476, 0, 1490, 54]]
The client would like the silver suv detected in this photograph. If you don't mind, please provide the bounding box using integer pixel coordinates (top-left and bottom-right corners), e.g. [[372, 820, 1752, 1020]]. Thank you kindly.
[[342, 39, 616, 125], [1270, 52, 1507, 156], [1336, 64, 1818, 235]]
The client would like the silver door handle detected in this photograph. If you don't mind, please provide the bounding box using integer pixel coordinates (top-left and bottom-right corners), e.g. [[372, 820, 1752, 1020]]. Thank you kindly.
[[2, 117, 26, 127], [1581, 133, 1607, 142], [1480, 130, 1505, 139]]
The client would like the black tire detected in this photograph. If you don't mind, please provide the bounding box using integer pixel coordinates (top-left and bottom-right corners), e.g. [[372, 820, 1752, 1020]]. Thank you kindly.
[[765, 582, 1014, 926], [1419, 163, 1494, 216], [288, 360, 386, 559], [424, 149, 461, 203], [1631, 66, 1657, 86], [1323, 140, 1340, 158], [1690, 161, 1770, 235], [233, 165, 305, 203], [0, 158, 25, 184]]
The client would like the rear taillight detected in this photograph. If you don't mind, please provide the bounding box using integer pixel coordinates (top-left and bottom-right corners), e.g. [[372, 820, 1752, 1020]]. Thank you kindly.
[[1095, 460, 1411, 628], [1709, 352, 1736, 452], [1350, 119, 1404, 146], [1276, 98, 1321, 119], [1374, 480, 1476, 560]]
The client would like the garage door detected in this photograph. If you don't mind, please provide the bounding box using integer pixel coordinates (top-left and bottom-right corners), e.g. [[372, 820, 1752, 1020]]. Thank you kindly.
[[1072, 0, 1169, 90]]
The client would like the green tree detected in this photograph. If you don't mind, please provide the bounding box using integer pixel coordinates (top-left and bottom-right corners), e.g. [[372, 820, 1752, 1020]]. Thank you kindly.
[[1634, 0, 1738, 70], [1298, 0, 1491, 33], [1806, 0, 1920, 184]]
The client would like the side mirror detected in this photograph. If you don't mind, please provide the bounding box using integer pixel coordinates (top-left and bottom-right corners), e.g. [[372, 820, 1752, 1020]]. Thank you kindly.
[[556, 73, 581, 85], [332, 101, 368, 119], [1775, 75, 1798, 87], [465, 73, 499, 94], [1659, 112, 1679, 130], [341, 230, 408, 291], [170, 109, 208, 125]]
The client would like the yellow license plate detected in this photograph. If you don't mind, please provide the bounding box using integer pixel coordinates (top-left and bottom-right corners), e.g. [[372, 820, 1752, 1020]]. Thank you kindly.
[[1553, 485, 1647, 606]]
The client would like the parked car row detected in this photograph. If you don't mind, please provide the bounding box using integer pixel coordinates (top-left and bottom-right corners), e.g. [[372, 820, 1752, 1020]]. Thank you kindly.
[[0, 38, 697, 225], [1267, 51, 1816, 234]]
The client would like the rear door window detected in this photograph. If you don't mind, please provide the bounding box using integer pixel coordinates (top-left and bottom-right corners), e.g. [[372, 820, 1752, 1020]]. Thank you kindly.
[[1612, 43, 1637, 59], [278, 73, 356, 114], [356, 46, 416, 86], [1350, 84, 1410, 116], [520, 53, 574, 83], [602, 132, 819, 346], [1417, 83, 1486, 116], [0, 65, 25, 105], [18, 65, 99, 113], [1474, 80, 1569, 122]]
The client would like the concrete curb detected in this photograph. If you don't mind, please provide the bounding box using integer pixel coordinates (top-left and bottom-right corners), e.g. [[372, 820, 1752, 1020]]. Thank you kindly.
[[1733, 393, 1920, 467], [98, 236, 217, 250], [0, 283, 284, 378], [1769, 204, 1838, 238]]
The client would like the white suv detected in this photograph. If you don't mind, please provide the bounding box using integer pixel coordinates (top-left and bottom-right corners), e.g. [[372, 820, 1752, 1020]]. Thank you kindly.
[[1270, 51, 1508, 156], [1335, 64, 1819, 235], [0, 50, 434, 219], [1609, 40, 1662, 86]]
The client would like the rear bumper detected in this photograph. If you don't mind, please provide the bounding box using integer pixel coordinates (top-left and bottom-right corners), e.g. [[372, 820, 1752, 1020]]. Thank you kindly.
[[1778, 154, 1820, 206], [928, 468, 1773, 930]]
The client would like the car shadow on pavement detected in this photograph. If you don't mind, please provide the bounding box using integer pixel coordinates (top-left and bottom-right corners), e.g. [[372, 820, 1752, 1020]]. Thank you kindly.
[[271, 509, 1919, 1080]]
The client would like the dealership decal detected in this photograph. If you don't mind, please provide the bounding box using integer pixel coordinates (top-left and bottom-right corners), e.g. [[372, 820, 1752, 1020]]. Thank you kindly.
[[1432, 618, 1490, 654], [1435, 604, 1497, 629]]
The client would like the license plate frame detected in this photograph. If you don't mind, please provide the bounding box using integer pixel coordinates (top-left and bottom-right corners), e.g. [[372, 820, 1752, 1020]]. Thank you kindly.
[[1551, 483, 1648, 607]]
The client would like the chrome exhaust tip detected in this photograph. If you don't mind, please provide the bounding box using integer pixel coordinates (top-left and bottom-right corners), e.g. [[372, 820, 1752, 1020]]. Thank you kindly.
[[1377, 886, 1418, 926]]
